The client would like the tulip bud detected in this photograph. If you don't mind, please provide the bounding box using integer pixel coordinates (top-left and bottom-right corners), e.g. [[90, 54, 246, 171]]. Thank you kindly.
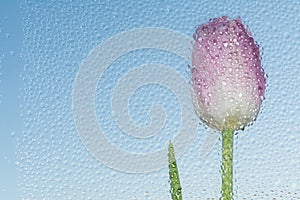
[[191, 16, 266, 131]]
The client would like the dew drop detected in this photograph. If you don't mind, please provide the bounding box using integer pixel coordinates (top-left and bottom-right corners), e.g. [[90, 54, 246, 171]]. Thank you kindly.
[[223, 41, 229, 48]]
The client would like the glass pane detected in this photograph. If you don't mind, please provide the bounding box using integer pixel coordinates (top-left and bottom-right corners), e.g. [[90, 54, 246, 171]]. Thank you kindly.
[[0, 0, 299, 199]]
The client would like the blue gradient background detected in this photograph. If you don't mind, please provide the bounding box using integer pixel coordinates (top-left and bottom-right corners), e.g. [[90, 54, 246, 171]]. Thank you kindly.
[[0, 0, 23, 199], [1, 0, 300, 199]]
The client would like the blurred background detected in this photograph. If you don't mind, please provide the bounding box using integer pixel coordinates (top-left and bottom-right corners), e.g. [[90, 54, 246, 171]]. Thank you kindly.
[[0, 0, 299, 199]]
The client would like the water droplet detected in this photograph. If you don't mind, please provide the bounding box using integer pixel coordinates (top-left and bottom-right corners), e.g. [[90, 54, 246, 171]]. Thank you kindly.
[[223, 41, 229, 48]]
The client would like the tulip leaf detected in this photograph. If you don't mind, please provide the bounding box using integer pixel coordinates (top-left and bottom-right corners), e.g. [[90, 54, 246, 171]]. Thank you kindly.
[[168, 141, 183, 200]]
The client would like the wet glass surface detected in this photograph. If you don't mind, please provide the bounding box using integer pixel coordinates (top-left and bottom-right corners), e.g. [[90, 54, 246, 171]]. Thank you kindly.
[[0, 0, 299, 199]]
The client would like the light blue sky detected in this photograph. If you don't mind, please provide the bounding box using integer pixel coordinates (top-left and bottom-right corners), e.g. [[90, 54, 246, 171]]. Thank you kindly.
[[1, 0, 300, 199], [0, 0, 23, 199]]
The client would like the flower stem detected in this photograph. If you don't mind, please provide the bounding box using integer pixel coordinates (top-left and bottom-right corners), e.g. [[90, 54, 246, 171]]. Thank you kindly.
[[221, 129, 234, 200], [168, 141, 182, 200]]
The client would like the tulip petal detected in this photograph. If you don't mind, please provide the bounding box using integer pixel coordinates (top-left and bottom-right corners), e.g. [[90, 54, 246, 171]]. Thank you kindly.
[[191, 16, 266, 131]]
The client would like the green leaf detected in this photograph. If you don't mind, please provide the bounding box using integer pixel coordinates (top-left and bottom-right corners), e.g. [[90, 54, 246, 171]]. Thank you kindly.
[[168, 141, 183, 200]]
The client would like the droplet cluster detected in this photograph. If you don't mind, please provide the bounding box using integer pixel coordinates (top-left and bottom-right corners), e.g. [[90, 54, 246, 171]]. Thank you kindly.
[[17, 0, 300, 199]]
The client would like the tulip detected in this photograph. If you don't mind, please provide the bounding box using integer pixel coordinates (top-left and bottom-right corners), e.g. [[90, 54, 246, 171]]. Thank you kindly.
[[191, 16, 266, 199]]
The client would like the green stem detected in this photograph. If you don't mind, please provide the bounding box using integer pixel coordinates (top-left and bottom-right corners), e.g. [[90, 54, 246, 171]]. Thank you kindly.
[[221, 129, 234, 200], [168, 141, 182, 200]]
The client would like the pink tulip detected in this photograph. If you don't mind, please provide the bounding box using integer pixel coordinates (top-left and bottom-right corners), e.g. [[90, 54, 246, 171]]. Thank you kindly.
[[191, 16, 266, 131]]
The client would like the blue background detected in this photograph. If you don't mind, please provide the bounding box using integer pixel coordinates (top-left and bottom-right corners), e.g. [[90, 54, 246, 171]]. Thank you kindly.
[[0, 0, 299, 199], [0, 0, 23, 199]]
